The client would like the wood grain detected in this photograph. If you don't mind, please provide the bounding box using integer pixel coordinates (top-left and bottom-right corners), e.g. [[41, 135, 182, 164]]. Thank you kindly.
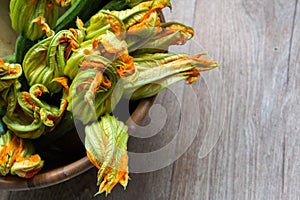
[[0, 0, 17, 57], [283, 1, 300, 199], [168, 0, 299, 200], [2, 0, 300, 199]]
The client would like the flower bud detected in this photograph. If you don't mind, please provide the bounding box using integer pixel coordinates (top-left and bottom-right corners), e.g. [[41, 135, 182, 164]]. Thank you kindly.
[[10, 0, 59, 41], [0, 131, 44, 178], [23, 30, 79, 93], [67, 54, 122, 125], [11, 140, 44, 178], [0, 59, 22, 92], [123, 53, 219, 100], [2, 81, 69, 139], [85, 114, 129, 195]]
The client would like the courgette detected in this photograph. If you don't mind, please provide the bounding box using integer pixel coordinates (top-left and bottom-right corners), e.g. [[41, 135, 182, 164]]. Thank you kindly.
[[15, 35, 36, 64], [33, 111, 75, 148], [84, 0, 131, 27], [101, 0, 129, 11], [0, 119, 7, 135], [54, 0, 109, 32]]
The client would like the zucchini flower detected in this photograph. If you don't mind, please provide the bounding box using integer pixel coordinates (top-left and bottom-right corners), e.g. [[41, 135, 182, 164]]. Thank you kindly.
[[66, 31, 135, 125], [85, 11, 125, 41], [0, 131, 16, 176], [125, 10, 161, 53], [23, 29, 79, 93], [85, 0, 171, 41], [63, 40, 93, 80], [64, 30, 133, 80], [0, 131, 44, 178], [130, 22, 194, 53], [2, 78, 69, 139], [10, 139, 44, 178], [0, 59, 22, 92], [123, 53, 220, 100], [0, 81, 21, 118], [67, 55, 122, 125], [10, 0, 59, 41], [85, 114, 129, 195], [86, 0, 175, 53], [0, 59, 22, 117]]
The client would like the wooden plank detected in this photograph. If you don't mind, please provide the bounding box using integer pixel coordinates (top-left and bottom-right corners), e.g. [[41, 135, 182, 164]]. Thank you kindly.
[[0, 191, 10, 200], [0, 0, 17, 57], [7, 169, 97, 200], [168, 78, 214, 199], [283, 1, 300, 199], [163, 0, 196, 55], [169, 0, 297, 199]]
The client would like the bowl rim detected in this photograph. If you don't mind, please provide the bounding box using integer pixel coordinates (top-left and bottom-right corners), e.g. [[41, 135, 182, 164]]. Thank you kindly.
[[0, 96, 156, 191]]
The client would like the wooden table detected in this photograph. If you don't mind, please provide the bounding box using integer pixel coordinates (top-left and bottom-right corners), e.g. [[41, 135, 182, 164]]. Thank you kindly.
[[1, 0, 299, 199]]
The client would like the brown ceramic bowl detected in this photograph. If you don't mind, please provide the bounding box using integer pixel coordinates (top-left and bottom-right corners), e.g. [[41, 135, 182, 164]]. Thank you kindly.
[[0, 1, 156, 191]]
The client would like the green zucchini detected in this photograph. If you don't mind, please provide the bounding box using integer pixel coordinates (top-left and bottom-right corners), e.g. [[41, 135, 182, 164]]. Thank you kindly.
[[15, 35, 36, 64], [101, 0, 129, 11], [12, 36, 35, 91], [84, 0, 131, 27], [54, 0, 109, 32], [32, 111, 75, 148], [0, 119, 7, 135]]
